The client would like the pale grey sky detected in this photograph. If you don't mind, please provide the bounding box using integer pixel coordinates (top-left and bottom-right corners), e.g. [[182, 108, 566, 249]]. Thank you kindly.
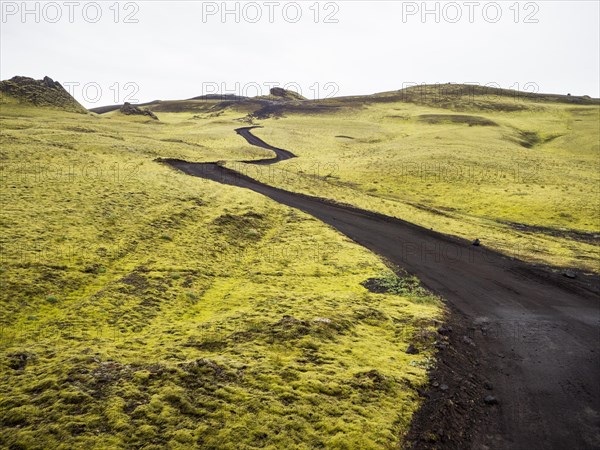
[[1, 1, 599, 107]]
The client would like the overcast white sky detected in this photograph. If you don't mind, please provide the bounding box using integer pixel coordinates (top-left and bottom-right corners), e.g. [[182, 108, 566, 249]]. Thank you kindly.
[[1, 1, 599, 107]]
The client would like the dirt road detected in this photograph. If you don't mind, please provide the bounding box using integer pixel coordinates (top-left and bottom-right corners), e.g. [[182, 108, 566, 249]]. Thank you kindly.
[[162, 127, 600, 449], [236, 126, 296, 164]]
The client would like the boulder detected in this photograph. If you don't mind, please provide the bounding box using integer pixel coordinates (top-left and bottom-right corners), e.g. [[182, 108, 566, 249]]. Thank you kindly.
[[269, 87, 307, 101], [563, 270, 577, 279], [406, 344, 420, 355], [119, 102, 158, 120], [484, 395, 499, 405]]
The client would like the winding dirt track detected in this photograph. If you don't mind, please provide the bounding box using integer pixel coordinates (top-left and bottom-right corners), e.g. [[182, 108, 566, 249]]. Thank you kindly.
[[164, 127, 600, 449], [237, 126, 296, 164]]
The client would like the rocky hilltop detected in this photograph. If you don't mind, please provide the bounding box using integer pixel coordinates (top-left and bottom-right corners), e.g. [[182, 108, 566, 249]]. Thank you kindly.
[[269, 87, 307, 101], [0, 76, 87, 113], [119, 102, 159, 120]]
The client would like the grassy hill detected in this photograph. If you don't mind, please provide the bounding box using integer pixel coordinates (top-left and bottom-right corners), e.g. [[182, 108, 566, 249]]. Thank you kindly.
[[0, 100, 441, 449], [219, 85, 599, 271], [1, 80, 598, 448], [0, 76, 87, 114]]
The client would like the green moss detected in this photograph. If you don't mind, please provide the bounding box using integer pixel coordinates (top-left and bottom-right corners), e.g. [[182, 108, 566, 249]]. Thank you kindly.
[[1, 405, 40, 426], [244, 98, 599, 270], [8, 92, 572, 448], [362, 272, 430, 298], [105, 397, 131, 432]]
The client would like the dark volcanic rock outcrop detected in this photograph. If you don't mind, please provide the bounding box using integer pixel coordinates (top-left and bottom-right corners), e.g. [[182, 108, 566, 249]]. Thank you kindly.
[[119, 102, 158, 120], [0, 76, 87, 113], [269, 87, 307, 101]]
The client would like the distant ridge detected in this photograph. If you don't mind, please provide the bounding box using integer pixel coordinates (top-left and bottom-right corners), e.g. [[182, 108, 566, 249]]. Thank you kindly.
[[89, 100, 161, 114], [0, 76, 87, 113], [89, 83, 599, 115], [392, 83, 599, 105]]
